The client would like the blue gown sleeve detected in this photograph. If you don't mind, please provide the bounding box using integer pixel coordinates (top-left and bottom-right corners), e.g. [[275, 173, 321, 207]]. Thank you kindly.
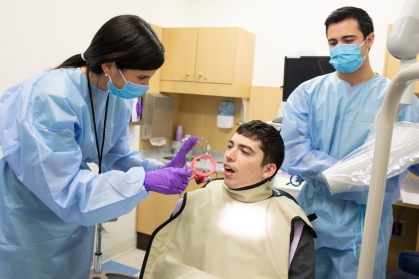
[[101, 125, 164, 173], [18, 89, 150, 227], [280, 87, 338, 182]]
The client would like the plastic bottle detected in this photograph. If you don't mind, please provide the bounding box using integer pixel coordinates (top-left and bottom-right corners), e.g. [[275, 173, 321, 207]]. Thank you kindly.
[[175, 125, 183, 142]]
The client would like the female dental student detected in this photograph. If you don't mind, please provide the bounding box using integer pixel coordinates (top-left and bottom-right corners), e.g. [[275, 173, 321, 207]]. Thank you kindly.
[[0, 14, 196, 279]]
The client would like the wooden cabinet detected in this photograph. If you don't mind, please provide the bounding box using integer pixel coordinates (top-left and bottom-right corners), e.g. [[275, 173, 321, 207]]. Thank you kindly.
[[160, 28, 198, 82], [387, 203, 419, 269], [136, 191, 179, 236], [160, 27, 255, 98], [148, 23, 163, 94], [383, 24, 419, 95]]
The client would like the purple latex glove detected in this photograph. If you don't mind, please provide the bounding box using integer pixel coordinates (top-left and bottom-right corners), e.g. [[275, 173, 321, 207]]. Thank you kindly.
[[144, 167, 192, 194], [136, 98, 142, 120], [164, 136, 198, 168]]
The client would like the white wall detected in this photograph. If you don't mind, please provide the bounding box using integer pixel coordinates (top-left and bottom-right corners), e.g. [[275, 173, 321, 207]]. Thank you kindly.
[[184, 0, 405, 86], [2, 1, 406, 93], [0, 0, 187, 94]]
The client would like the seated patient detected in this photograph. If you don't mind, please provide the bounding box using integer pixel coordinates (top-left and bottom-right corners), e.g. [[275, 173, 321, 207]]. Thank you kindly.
[[140, 120, 316, 279]]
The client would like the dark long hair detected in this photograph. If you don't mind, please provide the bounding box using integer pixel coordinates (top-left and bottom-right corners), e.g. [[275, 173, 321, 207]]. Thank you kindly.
[[55, 14, 164, 73]]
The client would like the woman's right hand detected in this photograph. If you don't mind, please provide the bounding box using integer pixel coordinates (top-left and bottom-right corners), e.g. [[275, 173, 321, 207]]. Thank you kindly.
[[144, 167, 192, 194]]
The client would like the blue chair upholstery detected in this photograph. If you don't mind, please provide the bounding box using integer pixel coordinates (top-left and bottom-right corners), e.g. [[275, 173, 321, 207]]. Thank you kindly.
[[399, 251, 419, 276], [386, 251, 419, 279]]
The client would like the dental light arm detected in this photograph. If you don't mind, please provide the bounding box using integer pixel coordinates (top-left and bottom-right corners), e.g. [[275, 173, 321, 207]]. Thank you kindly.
[[357, 1, 419, 278], [387, 0, 419, 60], [387, 0, 419, 110]]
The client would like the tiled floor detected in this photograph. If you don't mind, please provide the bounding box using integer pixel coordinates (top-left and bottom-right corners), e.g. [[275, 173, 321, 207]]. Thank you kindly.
[[102, 248, 146, 277]]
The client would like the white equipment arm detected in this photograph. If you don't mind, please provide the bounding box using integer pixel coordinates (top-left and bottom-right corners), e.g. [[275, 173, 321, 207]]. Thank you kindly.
[[357, 1, 419, 278], [387, 0, 419, 109]]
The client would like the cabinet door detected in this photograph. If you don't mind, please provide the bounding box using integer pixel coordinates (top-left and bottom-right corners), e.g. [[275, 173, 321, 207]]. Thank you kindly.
[[148, 23, 163, 93], [160, 28, 198, 82], [195, 28, 236, 84], [136, 192, 179, 235]]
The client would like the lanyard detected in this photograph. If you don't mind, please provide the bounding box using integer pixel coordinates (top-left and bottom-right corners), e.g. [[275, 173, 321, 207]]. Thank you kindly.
[[88, 90, 110, 174]]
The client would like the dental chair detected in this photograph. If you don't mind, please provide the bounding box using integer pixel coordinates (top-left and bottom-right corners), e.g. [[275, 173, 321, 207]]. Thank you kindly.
[[386, 251, 419, 278]]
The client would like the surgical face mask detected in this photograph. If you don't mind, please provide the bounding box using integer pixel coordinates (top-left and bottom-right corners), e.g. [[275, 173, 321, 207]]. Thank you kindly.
[[329, 38, 368, 73], [107, 68, 150, 99]]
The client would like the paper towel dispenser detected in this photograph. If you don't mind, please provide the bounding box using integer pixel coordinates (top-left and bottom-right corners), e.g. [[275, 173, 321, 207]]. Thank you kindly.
[[140, 92, 174, 139]]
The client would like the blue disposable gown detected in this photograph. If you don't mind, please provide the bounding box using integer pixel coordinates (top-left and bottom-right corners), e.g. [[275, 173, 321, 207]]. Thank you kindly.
[[0, 68, 163, 279], [280, 73, 419, 279]]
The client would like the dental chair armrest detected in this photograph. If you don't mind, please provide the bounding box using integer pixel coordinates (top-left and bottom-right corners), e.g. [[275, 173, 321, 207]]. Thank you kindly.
[[399, 251, 419, 276]]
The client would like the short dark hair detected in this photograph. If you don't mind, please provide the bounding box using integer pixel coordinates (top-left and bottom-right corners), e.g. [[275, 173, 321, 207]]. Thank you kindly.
[[236, 120, 284, 177], [324, 6, 374, 40]]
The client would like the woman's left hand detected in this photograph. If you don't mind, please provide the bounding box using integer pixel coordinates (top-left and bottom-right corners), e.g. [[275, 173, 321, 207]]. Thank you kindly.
[[163, 136, 198, 169]]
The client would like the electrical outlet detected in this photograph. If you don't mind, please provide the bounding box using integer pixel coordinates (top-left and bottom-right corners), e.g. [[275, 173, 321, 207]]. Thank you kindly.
[[392, 219, 407, 239]]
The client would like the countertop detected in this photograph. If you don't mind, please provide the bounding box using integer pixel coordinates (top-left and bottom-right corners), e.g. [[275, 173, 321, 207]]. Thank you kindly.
[[142, 147, 226, 174]]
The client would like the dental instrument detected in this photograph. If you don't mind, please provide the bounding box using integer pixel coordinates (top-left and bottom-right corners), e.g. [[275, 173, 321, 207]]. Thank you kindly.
[[189, 154, 216, 184]]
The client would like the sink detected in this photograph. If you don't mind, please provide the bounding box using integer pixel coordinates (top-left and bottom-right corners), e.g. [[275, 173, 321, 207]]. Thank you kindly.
[[162, 156, 198, 162]]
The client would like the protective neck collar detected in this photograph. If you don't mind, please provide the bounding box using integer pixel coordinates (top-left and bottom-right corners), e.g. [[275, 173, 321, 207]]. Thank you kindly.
[[222, 179, 272, 203]]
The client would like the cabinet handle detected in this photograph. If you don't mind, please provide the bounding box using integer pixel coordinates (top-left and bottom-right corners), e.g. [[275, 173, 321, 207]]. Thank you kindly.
[[198, 73, 203, 77], [186, 73, 190, 76], [205, 76, 208, 80]]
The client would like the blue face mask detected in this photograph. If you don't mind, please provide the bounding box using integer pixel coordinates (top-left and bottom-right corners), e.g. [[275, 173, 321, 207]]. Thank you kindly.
[[107, 68, 150, 99], [329, 38, 368, 73]]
